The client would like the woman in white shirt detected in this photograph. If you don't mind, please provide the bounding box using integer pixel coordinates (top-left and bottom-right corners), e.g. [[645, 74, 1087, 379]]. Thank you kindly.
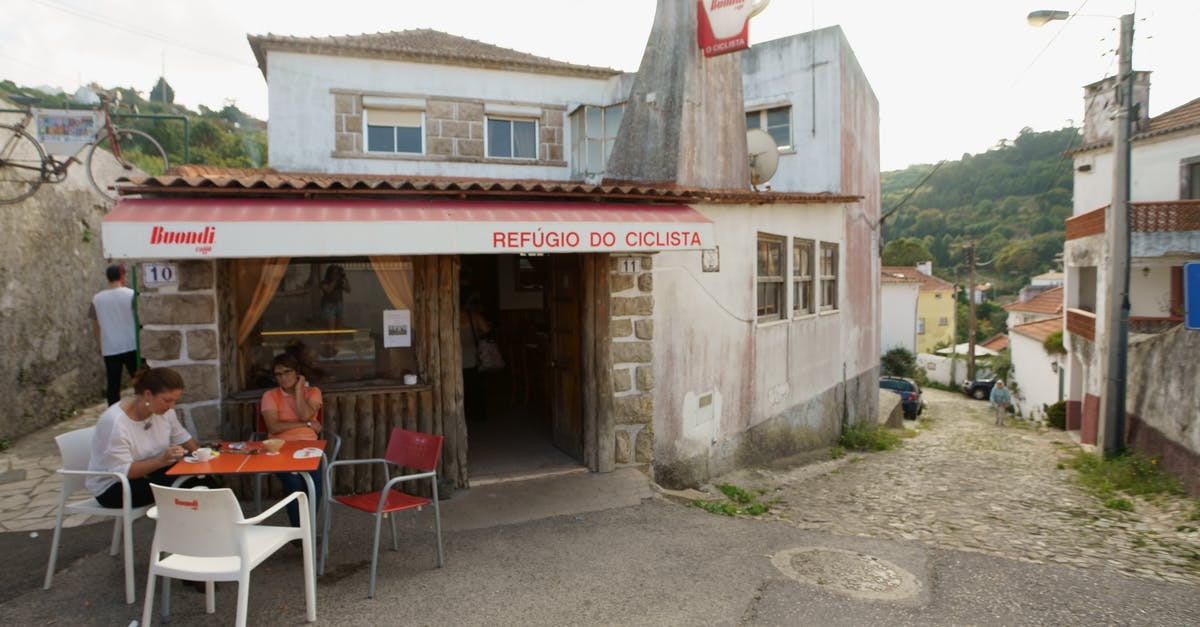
[[88, 367, 198, 508]]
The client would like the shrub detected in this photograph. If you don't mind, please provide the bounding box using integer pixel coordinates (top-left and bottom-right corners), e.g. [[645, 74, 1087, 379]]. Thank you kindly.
[[881, 347, 916, 378], [1045, 401, 1067, 430], [839, 420, 900, 452]]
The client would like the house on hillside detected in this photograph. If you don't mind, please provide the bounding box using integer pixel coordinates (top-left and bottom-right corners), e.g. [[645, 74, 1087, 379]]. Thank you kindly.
[[1004, 285, 1063, 329], [879, 263, 956, 354], [1009, 318, 1064, 422], [99, 14, 881, 489], [880, 269, 921, 355], [1062, 76, 1199, 493]]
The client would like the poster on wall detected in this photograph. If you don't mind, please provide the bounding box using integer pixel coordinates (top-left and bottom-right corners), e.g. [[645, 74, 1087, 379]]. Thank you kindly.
[[382, 309, 412, 348]]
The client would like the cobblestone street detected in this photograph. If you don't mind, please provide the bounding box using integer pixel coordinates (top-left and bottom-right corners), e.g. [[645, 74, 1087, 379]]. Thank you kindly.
[[712, 388, 1200, 586]]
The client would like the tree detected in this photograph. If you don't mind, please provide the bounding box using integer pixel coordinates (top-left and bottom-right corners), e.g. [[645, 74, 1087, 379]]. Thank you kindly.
[[149, 77, 174, 105], [881, 347, 917, 378], [882, 238, 933, 266]]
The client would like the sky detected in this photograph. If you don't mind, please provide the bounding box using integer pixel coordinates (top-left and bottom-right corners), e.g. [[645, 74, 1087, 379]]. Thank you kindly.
[[2, 0, 1197, 171]]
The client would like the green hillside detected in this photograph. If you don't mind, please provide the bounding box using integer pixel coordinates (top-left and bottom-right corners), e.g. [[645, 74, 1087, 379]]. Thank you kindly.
[[1, 77, 266, 170], [881, 126, 1079, 299]]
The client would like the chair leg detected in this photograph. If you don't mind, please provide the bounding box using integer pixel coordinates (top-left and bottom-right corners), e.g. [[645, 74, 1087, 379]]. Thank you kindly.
[[235, 575, 251, 627], [389, 511, 399, 551], [369, 513, 384, 599], [122, 513, 136, 604], [43, 500, 67, 590], [162, 577, 171, 622], [302, 532, 316, 622], [205, 581, 216, 614], [320, 500, 333, 576], [141, 572, 157, 627], [433, 500, 444, 569], [109, 517, 122, 556]]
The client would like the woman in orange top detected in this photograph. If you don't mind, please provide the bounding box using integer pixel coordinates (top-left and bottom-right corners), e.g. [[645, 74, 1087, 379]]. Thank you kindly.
[[261, 353, 324, 527]]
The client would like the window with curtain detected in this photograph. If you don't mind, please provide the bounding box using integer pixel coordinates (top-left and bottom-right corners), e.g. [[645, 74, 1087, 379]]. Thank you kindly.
[[234, 257, 415, 390], [487, 117, 538, 159], [792, 238, 814, 316]]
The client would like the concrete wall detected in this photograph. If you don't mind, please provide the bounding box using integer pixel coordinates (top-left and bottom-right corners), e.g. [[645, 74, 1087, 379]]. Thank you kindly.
[[1009, 331, 1064, 422], [1072, 127, 1200, 213], [742, 27, 845, 193], [1126, 324, 1200, 496], [266, 51, 616, 177], [651, 201, 877, 487], [880, 283, 918, 354], [0, 109, 115, 442]]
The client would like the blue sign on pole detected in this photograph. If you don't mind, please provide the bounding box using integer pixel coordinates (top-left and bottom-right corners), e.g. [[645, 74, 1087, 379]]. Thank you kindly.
[[1186, 262, 1200, 330]]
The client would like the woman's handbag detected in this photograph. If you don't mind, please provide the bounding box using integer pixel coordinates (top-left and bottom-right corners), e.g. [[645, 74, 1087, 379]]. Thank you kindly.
[[476, 337, 505, 372]]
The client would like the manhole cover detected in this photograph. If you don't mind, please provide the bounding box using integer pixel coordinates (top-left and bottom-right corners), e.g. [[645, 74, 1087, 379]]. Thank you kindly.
[[770, 547, 919, 600]]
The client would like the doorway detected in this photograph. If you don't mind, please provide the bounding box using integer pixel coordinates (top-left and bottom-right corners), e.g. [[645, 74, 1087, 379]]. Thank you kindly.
[[461, 253, 585, 483]]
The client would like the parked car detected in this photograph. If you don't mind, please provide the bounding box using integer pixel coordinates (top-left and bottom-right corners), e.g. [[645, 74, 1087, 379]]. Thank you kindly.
[[880, 376, 924, 419], [961, 373, 999, 400]]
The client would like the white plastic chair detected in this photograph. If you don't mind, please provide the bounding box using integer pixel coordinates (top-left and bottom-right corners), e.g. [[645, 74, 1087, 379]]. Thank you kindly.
[[141, 484, 316, 627], [43, 426, 150, 604]]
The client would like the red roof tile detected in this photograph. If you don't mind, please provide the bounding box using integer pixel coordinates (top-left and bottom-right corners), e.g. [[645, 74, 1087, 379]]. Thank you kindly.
[[1011, 316, 1064, 343], [879, 266, 954, 291], [981, 334, 1009, 352], [247, 29, 619, 80], [119, 168, 861, 205], [1069, 96, 1200, 154], [1003, 286, 1063, 315]]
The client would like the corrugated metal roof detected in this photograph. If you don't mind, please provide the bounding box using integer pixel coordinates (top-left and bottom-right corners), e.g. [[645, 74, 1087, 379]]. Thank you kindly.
[[1003, 286, 1064, 315], [117, 167, 860, 205], [879, 266, 954, 291], [247, 29, 620, 80], [1011, 316, 1064, 343]]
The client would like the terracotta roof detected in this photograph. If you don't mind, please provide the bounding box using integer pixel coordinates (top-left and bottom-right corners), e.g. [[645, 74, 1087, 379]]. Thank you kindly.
[[1070, 96, 1200, 154], [981, 334, 1009, 352], [118, 168, 861, 205], [247, 29, 619, 80], [1003, 286, 1063, 315], [879, 266, 954, 291], [1011, 316, 1064, 343]]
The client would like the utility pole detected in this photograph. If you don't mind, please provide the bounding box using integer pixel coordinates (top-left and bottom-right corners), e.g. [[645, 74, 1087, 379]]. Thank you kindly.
[[966, 242, 977, 380], [1100, 13, 1135, 457]]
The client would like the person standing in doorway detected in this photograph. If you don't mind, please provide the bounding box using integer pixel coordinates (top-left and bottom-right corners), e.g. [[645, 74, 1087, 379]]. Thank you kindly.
[[90, 264, 138, 406], [989, 379, 1011, 427]]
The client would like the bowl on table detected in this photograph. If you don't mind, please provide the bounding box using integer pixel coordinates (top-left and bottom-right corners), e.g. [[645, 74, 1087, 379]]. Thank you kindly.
[[262, 438, 285, 455]]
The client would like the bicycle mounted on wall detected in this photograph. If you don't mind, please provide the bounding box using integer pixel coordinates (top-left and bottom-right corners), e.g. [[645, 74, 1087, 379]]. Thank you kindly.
[[0, 91, 168, 204]]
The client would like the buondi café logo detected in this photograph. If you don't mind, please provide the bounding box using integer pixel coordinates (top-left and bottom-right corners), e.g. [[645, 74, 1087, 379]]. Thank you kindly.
[[149, 225, 216, 255]]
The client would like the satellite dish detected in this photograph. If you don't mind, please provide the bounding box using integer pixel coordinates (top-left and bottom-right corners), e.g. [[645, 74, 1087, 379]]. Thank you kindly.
[[746, 129, 779, 189]]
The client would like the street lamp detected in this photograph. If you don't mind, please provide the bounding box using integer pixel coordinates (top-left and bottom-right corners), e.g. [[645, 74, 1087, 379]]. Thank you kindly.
[[1029, 10, 1134, 457]]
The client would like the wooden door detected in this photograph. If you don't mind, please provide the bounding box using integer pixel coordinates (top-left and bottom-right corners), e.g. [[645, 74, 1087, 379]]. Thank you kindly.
[[549, 254, 584, 459]]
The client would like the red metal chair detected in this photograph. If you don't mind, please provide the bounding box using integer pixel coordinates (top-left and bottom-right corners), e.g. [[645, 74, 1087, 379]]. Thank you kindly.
[[321, 427, 444, 598]]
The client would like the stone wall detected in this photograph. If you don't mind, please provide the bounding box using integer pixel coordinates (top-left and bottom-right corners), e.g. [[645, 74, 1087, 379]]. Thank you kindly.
[[611, 255, 655, 466], [1126, 324, 1200, 496], [332, 91, 566, 165], [0, 133, 111, 443], [136, 260, 222, 440]]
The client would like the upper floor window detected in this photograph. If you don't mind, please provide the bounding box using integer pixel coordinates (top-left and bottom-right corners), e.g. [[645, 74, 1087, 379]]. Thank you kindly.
[[570, 103, 624, 178], [745, 105, 792, 151], [792, 238, 814, 315], [820, 242, 838, 311], [487, 117, 537, 159], [917, 318, 926, 335], [757, 234, 785, 320], [366, 109, 423, 154], [1184, 159, 1200, 199]]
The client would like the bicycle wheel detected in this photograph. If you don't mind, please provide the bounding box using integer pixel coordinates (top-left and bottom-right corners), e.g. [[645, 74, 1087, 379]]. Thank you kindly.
[[86, 127, 169, 201], [0, 124, 47, 204]]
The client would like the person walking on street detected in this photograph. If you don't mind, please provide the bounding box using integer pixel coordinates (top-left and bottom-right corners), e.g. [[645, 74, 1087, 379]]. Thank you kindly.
[[990, 379, 1011, 426], [90, 264, 138, 406]]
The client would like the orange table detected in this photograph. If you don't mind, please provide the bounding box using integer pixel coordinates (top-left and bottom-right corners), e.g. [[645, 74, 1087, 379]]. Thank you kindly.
[[168, 440, 327, 549]]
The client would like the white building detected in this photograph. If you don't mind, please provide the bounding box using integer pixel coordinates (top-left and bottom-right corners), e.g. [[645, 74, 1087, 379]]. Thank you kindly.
[[879, 269, 920, 355], [1009, 317, 1065, 422], [1063, 74, 1199, 490]]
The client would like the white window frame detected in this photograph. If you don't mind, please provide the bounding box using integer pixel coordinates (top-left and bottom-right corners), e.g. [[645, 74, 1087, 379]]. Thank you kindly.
[[570, 103, 625, 178], [486, 116, 538, 160], [917, 318, 926, 335], [819, 242, 839, 312], [757, 233, 786, 321], [745, 105, 792, 151], [792, 238, 815, 316], [364, 108, 425, 155]]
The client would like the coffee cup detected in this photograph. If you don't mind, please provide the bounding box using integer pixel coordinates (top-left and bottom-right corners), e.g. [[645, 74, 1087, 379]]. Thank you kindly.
[[193, 447, 213, 462], [403, 374, 418, 385]]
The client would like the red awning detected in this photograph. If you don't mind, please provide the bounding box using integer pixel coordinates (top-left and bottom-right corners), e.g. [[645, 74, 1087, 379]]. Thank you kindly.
[[102, 198, 715, 259]]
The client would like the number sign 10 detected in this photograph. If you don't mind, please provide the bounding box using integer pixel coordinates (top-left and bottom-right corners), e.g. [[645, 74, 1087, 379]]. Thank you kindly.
[[143, 262, 178, 287]]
